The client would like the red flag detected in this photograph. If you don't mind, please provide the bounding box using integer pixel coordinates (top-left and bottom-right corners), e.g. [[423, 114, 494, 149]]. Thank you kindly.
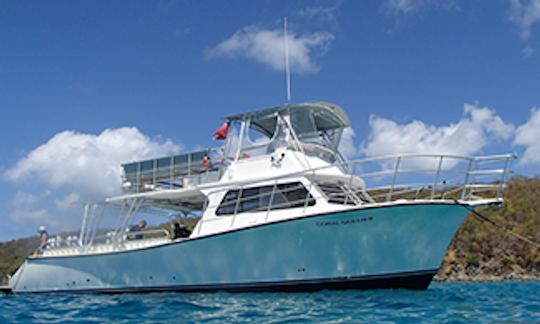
[[213, 122, 230, 140]]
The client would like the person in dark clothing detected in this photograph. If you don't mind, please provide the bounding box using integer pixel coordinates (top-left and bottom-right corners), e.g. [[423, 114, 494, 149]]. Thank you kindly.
[[128, 220, 147, 240], [172, 222, 191, 239]]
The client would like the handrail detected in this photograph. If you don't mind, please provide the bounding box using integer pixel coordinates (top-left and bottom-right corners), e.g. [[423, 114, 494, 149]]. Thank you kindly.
[[44, 152, 516, 255], [123, 147, 225, 192], [198, 153, 515, 223], [125, 228, 170, 240], [118, 153, 516, 232]]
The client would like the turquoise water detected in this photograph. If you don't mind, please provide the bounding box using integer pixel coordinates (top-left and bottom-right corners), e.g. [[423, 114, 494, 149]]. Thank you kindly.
[[1, 282, 539, 323]]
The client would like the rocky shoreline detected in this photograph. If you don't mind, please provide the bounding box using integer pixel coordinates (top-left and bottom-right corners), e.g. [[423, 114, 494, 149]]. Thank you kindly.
[[434, 273, 540, 282]]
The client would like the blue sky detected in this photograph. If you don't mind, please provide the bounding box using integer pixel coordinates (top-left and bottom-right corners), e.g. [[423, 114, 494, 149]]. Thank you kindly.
[[1, 0, 539, 240]]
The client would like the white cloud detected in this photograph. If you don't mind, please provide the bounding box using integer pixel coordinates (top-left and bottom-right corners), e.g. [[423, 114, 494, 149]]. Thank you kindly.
[[509, 0, 540, 40], [384, 0, 457, 15], [3, 127, 182, 232], [297, 2, 342, 21], [4, 127, 182, 198], [55, 192, 81, 211], [361, 103, 514, 160], [11, 190, 47, 207], [8, 190, 57, 228], [513, 108, 540, 166], [206, 25, 334, 74], [338, 127, 357, 159], [8, 209, 50, 224]]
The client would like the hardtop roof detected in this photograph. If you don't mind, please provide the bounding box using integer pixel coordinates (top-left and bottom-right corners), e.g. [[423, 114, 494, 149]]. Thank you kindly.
[[224, 102, 351, 137]]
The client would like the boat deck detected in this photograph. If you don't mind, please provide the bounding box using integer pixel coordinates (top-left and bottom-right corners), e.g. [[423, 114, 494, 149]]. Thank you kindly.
[[41, 237, 179, 258]]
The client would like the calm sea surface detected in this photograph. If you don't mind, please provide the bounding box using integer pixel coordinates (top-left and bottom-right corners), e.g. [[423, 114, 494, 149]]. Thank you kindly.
[[1, 282, 539, 323]]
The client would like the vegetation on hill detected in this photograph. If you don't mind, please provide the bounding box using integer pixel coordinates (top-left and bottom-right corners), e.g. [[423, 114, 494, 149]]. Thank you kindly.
[[1, 177, 539, 284], [436, 176, 540, 281], [0, 236, 38, 285]]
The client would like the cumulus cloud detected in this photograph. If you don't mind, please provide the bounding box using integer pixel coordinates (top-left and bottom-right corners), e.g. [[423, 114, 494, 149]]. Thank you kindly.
[[11, 190, 47, 207], [361, 103, 514, 160], [8, 191, 56, 227], [3, 127, 182, 231], [513, 108, 540, 165], [338, 128, 358, 159], [206, 25, 334, 74], [55, 192, 81, 211], [8, 209, 50, 224], [384, 0, 457, 15], [509, 0, 540, 40], [4, 127, 182, 198]]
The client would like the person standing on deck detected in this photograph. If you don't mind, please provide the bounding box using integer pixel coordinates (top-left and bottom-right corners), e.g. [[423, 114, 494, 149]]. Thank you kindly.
[[37, 225, 49, 254]]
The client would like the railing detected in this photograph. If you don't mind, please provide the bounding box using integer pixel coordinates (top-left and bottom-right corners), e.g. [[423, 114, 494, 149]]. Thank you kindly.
[[193, 153, 515, 234], [43, 228, 172, 256], [347, 153, 515, 203], [122, 148, 225, 193], [44, 153, 515, 253], [124, 228, 170, 241]]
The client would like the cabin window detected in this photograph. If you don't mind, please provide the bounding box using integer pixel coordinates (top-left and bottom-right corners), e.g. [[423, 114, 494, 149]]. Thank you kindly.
[[216, 182, 315, 216]]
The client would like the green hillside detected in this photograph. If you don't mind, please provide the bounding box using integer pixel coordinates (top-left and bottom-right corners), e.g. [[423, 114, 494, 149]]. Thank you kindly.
[[1, 177, 539, 284], [436, 176, 540, 280], [0, 236, 38, 285]]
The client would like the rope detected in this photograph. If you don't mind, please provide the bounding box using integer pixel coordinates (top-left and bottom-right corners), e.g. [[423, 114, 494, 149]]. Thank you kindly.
[[460, 203, 540, 250]]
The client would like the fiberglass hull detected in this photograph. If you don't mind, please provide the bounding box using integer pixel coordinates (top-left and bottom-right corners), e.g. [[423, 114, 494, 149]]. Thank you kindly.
[[10, 202, 470, 293]]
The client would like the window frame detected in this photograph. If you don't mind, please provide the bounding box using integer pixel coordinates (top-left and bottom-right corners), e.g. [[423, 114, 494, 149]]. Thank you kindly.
[[215, 181, 316, 216]]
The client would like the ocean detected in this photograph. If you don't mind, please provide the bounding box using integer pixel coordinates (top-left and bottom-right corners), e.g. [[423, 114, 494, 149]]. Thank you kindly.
[[1, 282, 539, 323]]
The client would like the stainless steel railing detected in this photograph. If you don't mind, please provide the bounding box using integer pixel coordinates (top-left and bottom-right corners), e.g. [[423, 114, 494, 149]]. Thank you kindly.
[[193, 153, 515, 234], [122, 148, 225, 193], [52, 153, 514, 249], [347, 153, 515, 203]]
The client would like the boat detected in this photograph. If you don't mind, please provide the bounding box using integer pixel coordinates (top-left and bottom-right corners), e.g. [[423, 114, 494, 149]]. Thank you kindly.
[[8, 102, 515, 293]]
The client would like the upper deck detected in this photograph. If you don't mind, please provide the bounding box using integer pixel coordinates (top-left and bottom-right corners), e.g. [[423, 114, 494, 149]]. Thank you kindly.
[[121, 148, 223, 193], [120, 102, 353, 194]]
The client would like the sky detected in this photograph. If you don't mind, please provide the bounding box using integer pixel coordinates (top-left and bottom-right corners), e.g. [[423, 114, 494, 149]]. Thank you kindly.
[[0, 0, 539, 241]]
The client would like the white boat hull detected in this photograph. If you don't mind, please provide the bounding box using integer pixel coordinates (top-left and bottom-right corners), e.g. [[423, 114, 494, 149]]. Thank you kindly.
[[10, 202, 470, 293]]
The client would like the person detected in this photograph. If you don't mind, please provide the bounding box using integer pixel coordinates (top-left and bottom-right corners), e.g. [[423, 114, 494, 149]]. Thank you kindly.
[[172, 222, 191, 239], [203, 154, 212, 171], [37, 225, 49, 254], [128, 220, 147, 240]]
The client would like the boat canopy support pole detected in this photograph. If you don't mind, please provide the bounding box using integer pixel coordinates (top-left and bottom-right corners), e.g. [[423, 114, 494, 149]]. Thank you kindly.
[[80, 203, 98, 252], [279, 114, 311, 170], [78, 203, 90, 247], [86, 204, 107, 252], [114, 198, 144, 247], [234, 120, 247, 162]]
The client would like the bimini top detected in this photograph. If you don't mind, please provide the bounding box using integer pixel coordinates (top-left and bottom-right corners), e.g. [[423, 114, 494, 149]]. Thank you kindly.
[[225, 102, 351, 138]]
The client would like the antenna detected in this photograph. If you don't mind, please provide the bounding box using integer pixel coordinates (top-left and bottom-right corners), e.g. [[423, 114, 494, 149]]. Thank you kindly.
[[284, 17, 292, 104]]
